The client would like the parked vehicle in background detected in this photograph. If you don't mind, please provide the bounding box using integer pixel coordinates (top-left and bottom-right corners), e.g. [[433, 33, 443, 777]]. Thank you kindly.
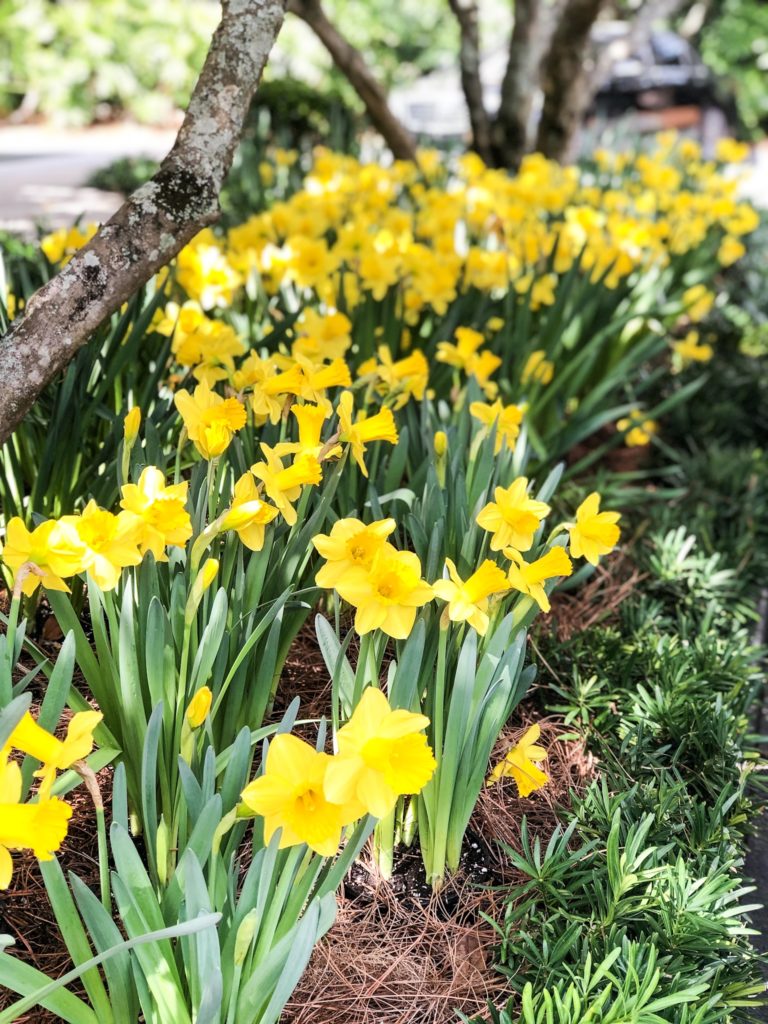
[[390, 20, 736, 153]]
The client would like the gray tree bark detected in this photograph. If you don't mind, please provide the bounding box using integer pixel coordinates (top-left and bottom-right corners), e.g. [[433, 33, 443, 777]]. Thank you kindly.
[[447, 0, 493, 163], [0, 0, 286, 445], [288, 0, 417, 161], [535, 0, 606, 162], [493, 0, 542, 169]]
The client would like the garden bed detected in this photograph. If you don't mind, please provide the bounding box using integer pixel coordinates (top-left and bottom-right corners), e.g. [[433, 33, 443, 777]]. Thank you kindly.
[[0, 139, 766, 1024]]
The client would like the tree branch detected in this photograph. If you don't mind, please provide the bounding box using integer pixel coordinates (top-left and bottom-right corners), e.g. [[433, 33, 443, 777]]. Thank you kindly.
[[535, 0, 606, 162], [447, 0, 493, 163], [0, 0, 286, 445], [288, 0, 417, 161], [493, 0, 547, 169]]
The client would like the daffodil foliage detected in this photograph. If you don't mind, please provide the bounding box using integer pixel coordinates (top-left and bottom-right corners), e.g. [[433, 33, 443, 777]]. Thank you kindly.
[[0, 135, 759, 1023]]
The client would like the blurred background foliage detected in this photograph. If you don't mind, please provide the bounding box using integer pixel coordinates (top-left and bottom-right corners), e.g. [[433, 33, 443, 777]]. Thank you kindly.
[[1, 0, 764, 138], [695, 0, 768, 137]]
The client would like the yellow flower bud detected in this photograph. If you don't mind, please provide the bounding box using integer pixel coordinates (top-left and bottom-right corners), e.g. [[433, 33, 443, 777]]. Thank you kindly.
[[185, 558, 220, 622], [433, 431, 448, 457], [123, 407, 141, 444], [199, 558, 219, 590], [185, 686, 213, 728]]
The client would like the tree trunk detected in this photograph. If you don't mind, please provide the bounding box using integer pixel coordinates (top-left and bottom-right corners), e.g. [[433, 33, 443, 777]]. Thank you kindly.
[[447, 0, 493, 163], [535, 0, 605, 162], [492, 0, 541, 169], [288, 0, 417, 161], [0, 0, 286, 445]]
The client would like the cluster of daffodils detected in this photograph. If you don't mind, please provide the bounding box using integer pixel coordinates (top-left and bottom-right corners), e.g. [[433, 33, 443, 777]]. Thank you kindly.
[[238, 687, 436, 855], [0, 709, 101, 888], [311, 484, 621, 640], [0, 465, 193, 595], [32, 138, 757, 425], [0, 382, 403, 601], [217, 140, 757, 320]]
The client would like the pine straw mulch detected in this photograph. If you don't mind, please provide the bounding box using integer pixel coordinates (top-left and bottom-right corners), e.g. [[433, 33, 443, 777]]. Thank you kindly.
[[0, 765, 113, 1024], [545, 549, 643, 643], [284, 716, 594, 1024], [0, 567, 614, 1024]]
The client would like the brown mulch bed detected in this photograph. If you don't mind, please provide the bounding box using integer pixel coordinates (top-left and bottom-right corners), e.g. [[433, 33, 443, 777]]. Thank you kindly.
[[0, 577, 600, 1024], [0, 766, 113, 1023], [284, 714, 593, 1024]]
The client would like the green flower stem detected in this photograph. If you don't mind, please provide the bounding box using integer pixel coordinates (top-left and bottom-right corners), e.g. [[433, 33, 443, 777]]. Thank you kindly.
[[174, 427, 188, 486], [2, 589, 21, 703], [252, 845, 304, 962], [75, 761, 111, 915], [206, 457, 219, 523], [189, 515, 225, 572], [433, 622, 449, 754], [374, 807, 396, 879]]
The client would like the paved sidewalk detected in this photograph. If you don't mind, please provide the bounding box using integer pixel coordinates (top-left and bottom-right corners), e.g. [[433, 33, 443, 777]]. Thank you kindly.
[[0, 123, 175, 235]]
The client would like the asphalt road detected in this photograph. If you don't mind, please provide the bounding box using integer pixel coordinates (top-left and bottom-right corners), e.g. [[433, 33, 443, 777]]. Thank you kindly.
[[0, 124, 175, 235]]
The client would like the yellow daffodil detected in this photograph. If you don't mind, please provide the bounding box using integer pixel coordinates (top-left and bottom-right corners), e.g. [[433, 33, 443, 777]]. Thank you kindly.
[[334, 547, 433, 639], [284, 235, 340, 291], [521, 350, 554, 386], [185, 558, 220, 624], [119, 467, 192, 561], [58, 502, 142, 591], [293, 356, 352, 406], [486, 724, 549, 796], [715, 138, 750, 164], [476, 478, 551, 552], [251, 445, 322, 526], [324, 687, 436, 819], [466, 349, 502, 398], [241, 734, 359, 856], [565, 492, 621, 565], [312, 517, 396, 589], [0, 756, 73, 888], [293, 308, 352, 361], [358, 345, 429, 409], [220, 473, 279, 551], [174, 381, 247, 460], [239, 358, 305, 426], [273, 403, 340, 461], [175, 228, 242, 309], [616, 411, 658, 447], [682, 284, 714, 323], [40, 223, 97, 265], [436, 327, 484, 370], [432, 558, 509, 634], [718, 235, 746, 266], [504, 546, 573, 612], [4, 710, 102, 798], [337, 390, 398, 477], [673, 330, 714, 365], [1, 518, 84, 596], [470, 399, 524, 454]]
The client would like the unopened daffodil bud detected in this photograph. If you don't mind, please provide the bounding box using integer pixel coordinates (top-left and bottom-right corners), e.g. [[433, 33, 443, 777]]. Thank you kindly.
[[123, 407, 141, 445], [434, 430, 448, 487], [121, 406, 142, 483], [234, 910, 258, 966], [180, 686, 213, 763], [185, 558, 219, 623], [186, 686, 213, 728]]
